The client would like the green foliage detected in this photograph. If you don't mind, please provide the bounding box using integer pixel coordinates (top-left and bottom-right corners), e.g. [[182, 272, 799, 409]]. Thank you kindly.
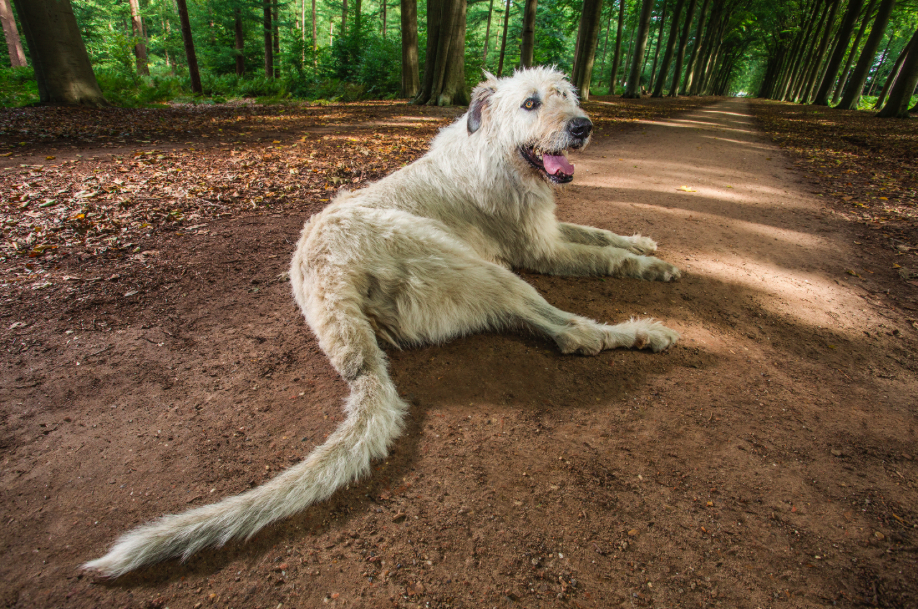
[[0, 67, 39, 107]]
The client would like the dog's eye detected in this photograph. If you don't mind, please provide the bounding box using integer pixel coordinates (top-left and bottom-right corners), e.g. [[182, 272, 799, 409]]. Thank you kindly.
[[522, 98, 540, 111]]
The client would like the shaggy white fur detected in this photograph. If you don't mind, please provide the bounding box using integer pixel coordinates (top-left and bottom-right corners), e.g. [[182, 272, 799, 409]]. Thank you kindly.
[[83, 67, 680, 577]]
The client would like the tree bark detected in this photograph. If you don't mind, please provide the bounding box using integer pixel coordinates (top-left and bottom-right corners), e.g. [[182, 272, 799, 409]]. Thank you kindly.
[[681, 0, 709, 95], [866, 33, 894, 96], [838, 0, 896, 110], [235, 9, 245, 75], [416, 0, 469, 106], [649, 0, 669, 88], [689, 0, 719, 95], [355, 0, 363, 31], [668, 0, 695, 96], [833, 0, 877, 103], [813, 0, 865, 105], [173, 0, 202, 93], [0, 0, 26, 67], [273, 2, 280, 78], [623, 0, 655, 97], [652, 0, 684, 96], [383, 0, 388, 37], [571, 0, 604, 100], [263, 0, 274, 77], [792, 0, 833, 102], [800, 0, 841, 102], [497, 0, 510, 76], [876, 28, 918, 117], [781, 0, 821, 101], [128, 0, 149, 76], [520, 0, 537, 68], [12, 0, 107, 105], [342, 0, 348, 33], [608, 0, 625, 93], [400, 0, 420, 98], [483, 0, 494, 63], [874, 33, 913, 108]]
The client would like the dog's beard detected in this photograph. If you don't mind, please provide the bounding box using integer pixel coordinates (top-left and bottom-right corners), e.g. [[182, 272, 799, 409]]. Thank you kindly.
[[519, 146, 575, 184]]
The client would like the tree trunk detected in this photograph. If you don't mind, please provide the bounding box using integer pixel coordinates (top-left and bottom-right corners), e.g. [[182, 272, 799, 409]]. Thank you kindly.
[[792, 0, 831, 102], [652, 0, 684, 96], [0, 0, 26, 67], [12, 0, 106, 105], [263, 0, 274, 77], [483, 0, 494, 63], [273, 2, 280, 78], [833, 0, 877, 103], [800, 0, 841, 102], [876, 28, 918, 117], [127, 0, 149, 76], [781, 0, 821, 101], [383, 0, 387, 37], [813, 0, 864, 105], [681, 0, 709, 95], [599, 3, 613, 77], [668, 0, 695, 96], [649, 0, 669, 88], [497, 0, 510, 76], [355, 0, 363, 31], [520, 0, 537, 68], [608, 0, 625, 93], [416, 0, 469, 106], [571, 0, 604, 99], [867, 34, 894, 96], [689, 0, 719, 95], [874, 33, 913, 108], [838, 0, 896, 110], [400, 0, 420, 98], [312, 0, 317, 71], [173, 0, 202, 93], [623, 0, 655, 97], [235, 9, 245, 75], [342, 0, 348, 33]]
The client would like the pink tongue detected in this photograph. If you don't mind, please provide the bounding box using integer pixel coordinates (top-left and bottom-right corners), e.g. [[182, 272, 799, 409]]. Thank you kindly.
[[543, 154, 574, 176]]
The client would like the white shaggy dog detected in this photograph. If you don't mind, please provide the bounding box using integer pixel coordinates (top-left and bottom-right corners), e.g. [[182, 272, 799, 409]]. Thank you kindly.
[[84, 67, 680, 577]]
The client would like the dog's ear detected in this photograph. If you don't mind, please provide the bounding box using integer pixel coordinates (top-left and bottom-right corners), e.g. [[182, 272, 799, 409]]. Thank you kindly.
[[467, 76, 498, 135]]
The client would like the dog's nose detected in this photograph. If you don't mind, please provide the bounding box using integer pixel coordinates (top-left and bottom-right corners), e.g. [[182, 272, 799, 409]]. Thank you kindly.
[[567, 117, 593, 139]]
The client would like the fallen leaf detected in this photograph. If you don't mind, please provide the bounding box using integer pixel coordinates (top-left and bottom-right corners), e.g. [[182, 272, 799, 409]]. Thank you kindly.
[[678, 185, 697, 192]]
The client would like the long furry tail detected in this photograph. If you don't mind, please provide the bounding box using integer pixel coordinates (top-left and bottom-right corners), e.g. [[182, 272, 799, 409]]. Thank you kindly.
[[83, 371, 408, 577]]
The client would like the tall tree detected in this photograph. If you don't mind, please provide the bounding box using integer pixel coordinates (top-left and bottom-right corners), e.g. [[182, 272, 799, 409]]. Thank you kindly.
[[668, 0, 696, 96], [608, 0, 626, 94], [649, 0, 670, 87], [0, 0, 26, 67], [416, 0, 469, 105], [128, 0, 149, 76], [273, 1, 280, 78], [838, 0, 897, 110], [813, 0, 866, 105], [520, 0, 538, 68], [874, 33, 913, 108], [234, 8, 245, 76], [483, 0, 495, 63], [799, 0, 841, 102], [497, 0, 511, 76], [401, 0, 420, 97], [652, 0, 685, 96], [680, 0, 709, 95], [571, 0, 605, 99], [877, 28, 918, 117], [12, 0, 107, 105], [834, 0, 878, 103], [263, 0, 274, 77], [623, 0, 655, 97], [866, 32, 895, 96], [174, 0, 202, 94]]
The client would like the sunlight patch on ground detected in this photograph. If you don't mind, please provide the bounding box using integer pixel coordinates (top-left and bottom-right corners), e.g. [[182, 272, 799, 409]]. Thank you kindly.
[[644, 118, 757, 135]]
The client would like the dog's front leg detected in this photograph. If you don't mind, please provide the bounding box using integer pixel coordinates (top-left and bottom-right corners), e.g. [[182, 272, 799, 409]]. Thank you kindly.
[[558, 223, 658, 255], [519, 240, 681, 282]]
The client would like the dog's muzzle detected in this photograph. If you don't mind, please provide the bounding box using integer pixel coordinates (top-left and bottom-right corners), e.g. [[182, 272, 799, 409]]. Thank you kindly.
[[519, 116, 593, 184]]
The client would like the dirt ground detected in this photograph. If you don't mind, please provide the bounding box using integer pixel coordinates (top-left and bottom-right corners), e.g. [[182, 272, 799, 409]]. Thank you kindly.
[[2, 97, 917, 609]]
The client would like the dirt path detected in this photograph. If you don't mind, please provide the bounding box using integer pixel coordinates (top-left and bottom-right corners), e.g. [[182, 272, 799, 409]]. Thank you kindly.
[[2, 99, 917, 609]]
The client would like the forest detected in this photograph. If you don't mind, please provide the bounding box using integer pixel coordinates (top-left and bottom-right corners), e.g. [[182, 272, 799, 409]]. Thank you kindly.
[[3, 0, 918, 115]]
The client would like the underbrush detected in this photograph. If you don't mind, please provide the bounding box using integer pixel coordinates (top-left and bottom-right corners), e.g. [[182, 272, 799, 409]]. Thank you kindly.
[[0, 67, 39, 107]]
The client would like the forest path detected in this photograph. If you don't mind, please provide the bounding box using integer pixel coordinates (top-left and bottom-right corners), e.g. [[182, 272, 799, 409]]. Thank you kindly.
[[2, 99, 917, 608]]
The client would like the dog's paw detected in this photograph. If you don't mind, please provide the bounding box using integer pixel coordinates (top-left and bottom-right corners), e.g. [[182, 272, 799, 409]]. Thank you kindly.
[[625, 234, 657, 255], [630, 318, 680, 352], [554, 319, 605, 356], [639, 257, 681, 282]]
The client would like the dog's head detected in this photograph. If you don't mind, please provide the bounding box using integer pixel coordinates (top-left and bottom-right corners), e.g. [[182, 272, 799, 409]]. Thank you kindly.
[[466, 67, 592, 185]]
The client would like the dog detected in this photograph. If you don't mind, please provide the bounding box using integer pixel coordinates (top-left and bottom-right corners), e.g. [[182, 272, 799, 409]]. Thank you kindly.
[[84, 67, 681, 577]]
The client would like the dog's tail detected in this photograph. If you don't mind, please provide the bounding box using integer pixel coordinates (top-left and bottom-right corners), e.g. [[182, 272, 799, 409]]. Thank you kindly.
[[83, 307, 409, 578]]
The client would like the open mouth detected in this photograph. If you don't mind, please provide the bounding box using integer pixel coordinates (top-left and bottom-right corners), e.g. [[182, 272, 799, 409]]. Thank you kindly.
[[519, 146, 575, 184]]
